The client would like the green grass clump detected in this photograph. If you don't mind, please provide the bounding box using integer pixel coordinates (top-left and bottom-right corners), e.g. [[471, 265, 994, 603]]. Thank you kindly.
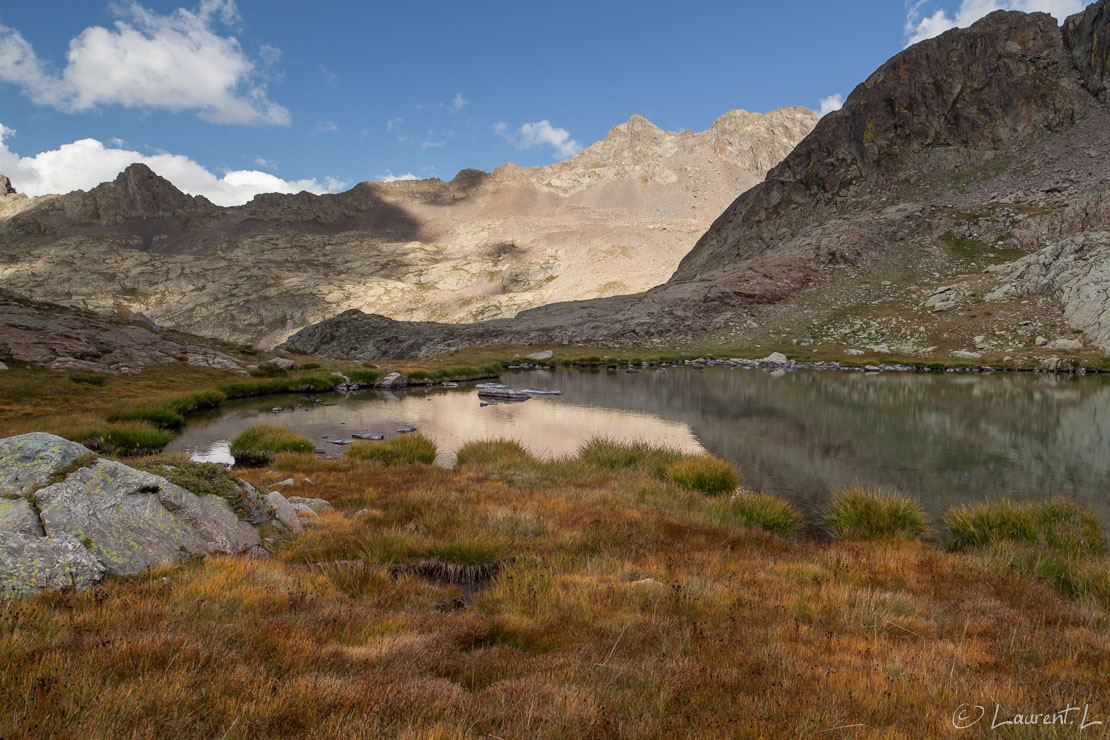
[[949, 500, 1109, 604], [63, 421, 175, 456], [217, 374, 336, 399], [945, 499, 1103, 558], [168, 389, 227, 415], [348, 434, 437, 466], [230, 424, 315, 466], [578, 437, 683, 474], [107, 404, 186, 431], [825, 486, 928, 540], [348, 369, 384, 385], [107, 389, 229, 432], [664, 455, 739, 495], [705, 493, 803, 538], [456, 439, 536, 467], [134, 454, 255, 518]]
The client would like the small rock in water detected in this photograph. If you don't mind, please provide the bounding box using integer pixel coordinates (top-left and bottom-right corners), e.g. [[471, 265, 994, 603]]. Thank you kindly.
[[397, 427, 417, 434], [353, 433, 384, 441], [271, 407, 283, 413], [323, 403, 337, 407], [475, 382, 507, 389], [522, 388, 563, 395], [480, 402, 490, 407], [329, 439, 354, 445]]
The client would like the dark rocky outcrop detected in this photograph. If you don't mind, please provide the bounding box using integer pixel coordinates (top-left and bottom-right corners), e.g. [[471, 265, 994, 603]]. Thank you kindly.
[[0, 290, 246, 374]]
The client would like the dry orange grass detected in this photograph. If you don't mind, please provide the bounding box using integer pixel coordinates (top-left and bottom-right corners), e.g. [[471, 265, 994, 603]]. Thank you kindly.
[[3, 446, 1110, 737]]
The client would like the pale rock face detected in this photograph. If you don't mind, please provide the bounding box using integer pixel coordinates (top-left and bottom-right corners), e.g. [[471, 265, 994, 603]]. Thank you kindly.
[[984, 232, 1110, 352]]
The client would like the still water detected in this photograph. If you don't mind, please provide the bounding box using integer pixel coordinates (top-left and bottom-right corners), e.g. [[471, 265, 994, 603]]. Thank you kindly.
[[166, 367, 1110, 522]]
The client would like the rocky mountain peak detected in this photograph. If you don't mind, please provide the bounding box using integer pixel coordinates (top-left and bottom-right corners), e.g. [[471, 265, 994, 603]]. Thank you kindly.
[[672, 4, 1103, 282], [0, 175, 15, 196]]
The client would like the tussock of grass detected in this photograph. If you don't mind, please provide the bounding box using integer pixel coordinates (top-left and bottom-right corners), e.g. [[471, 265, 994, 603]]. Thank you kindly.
[[664, 454, 739, 495], [455, 439, 536, 467], [217, 374, 336, 398], [230, 424, 315, 466], [107, 404, 186, 431], [944, 499, 1110, 604], [61, 421, 175, 456], [825, 486, 928, 540], [348, 434, 436, 466], [578, 436, 683, 474], [704, 492, 802, 537], [944, 498, 1103, 557]]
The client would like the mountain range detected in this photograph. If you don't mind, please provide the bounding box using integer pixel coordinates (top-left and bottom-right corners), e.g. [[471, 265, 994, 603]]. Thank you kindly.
[[282, 2, 1110, 363], [0, 107, 814, 348]]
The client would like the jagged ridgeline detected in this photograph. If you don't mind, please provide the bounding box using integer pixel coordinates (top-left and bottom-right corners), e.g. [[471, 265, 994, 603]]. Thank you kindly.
[[0, 108, 815, 348], [282, 1, 1110, 361]]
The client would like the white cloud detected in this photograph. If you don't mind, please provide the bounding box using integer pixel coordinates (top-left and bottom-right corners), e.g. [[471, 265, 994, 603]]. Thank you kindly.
[[816, 94, 844, 117], [448, 93, 467, 113], [0, 1, 289, 125], [420, 139, 445, 149], [376, 171, 418, 182], [496, 120, 581, 159], [386, 117, 404, 131], [314, 120, 338, 134], [253, 156, 277, 169], [904, 0, 1086, 46], [0, 123, 345, 206]]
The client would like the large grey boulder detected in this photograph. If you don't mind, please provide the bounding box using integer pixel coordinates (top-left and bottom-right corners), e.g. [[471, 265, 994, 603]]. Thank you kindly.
[[0, 533, 105, 598], [35, 459, 259, 577], [0, 433, 273, 597], [0, 432, 92, 499]]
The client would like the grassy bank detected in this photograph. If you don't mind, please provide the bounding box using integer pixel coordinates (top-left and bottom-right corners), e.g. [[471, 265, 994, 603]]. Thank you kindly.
[[0, 359, 508, 456], [3, 438, 1110, 736]]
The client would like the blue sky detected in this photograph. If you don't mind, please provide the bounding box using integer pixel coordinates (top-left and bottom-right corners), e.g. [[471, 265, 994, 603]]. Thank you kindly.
[[0, 0, 1089, 204]]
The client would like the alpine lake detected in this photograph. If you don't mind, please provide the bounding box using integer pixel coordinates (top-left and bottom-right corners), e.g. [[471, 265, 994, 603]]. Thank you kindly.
[[167, 365, 1110, 529]]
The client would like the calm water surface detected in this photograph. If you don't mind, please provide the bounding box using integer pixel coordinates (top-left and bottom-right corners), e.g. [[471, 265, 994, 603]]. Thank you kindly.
[[166, 367, 1110, 522]]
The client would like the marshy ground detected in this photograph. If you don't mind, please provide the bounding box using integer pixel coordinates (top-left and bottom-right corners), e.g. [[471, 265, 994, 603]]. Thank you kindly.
[[3, 362, 1110, 737]]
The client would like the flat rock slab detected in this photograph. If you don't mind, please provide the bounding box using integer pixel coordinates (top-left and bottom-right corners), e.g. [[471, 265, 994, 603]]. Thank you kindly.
[[477, 388, 532, 401]]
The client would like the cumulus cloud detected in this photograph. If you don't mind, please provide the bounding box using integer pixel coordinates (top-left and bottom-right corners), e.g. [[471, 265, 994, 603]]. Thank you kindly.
[[904, 0, 1086, 46], [314, 120, 338, 134], [0, 0, 289, 125], [253, 156, 277, 169], [376, 171, 418, 182], [448, 93, 467, 113], [496, 120, 581, 159], [0, 124, 345, 206], [816, 94, 844, 117]]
